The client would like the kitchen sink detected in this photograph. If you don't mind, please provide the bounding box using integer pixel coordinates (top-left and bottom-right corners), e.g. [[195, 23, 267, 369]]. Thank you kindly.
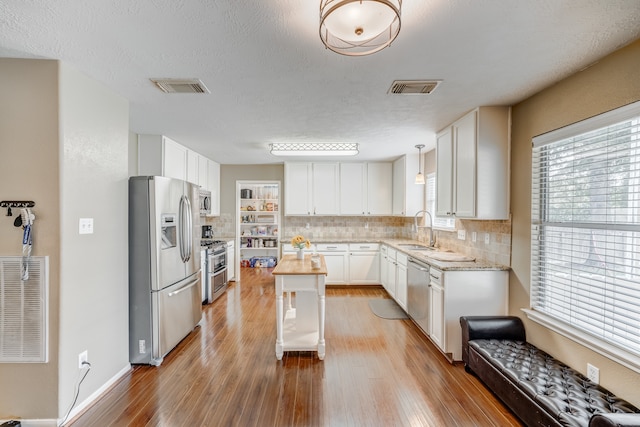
[[397, 244, 436, 251]]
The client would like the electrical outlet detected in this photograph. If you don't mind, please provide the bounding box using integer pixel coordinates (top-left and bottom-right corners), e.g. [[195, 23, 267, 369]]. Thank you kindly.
[[484, 233, 491, 245], [364, 222, 368, 229], [471, 232, 477, 242], [457, 230, 466, 240], [587, 363, 599, 384], [305, 223, 310, 229], [139, 339, 146, 354], [78, 350, 88, 369]]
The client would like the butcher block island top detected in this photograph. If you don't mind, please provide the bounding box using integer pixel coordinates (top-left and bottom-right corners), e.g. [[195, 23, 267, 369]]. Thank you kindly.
[[272, 254, 328, 276], [272, 254, 327, 360]]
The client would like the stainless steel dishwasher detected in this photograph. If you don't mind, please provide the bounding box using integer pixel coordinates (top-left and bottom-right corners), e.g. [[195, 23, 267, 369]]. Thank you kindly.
[[407, 257, 430, 335]]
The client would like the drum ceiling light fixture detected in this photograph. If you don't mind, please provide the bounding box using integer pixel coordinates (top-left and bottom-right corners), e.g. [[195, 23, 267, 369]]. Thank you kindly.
[[319, 0, 402, 56]]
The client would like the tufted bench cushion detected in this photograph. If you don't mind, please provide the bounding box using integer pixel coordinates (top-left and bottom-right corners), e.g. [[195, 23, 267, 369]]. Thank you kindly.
[[461, 316, 640, 427]]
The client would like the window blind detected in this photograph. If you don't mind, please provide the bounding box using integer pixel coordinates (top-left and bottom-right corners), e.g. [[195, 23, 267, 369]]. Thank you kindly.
[[531, 101, 640, 357], [426, 173, 455, 229]]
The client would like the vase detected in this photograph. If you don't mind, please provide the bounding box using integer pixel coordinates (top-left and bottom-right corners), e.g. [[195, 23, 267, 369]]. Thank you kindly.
[[296, 249, 304, 260]]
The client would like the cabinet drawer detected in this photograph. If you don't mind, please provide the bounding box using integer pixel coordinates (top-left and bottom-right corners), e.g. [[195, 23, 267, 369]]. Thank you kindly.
[[316, 243, 348, 252], [349, 243, 380, 251]]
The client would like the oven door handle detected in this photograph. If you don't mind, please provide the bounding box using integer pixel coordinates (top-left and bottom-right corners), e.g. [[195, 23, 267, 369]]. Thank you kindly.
[[212, 266, 227, 274]]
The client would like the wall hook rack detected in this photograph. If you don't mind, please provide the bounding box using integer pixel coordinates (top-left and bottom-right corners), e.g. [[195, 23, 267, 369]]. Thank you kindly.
[[1, 201, 36, 218], [0, 201, 36, 209]]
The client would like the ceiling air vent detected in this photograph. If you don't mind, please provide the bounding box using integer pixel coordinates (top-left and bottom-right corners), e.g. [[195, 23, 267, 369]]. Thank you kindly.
[[388, 80, 441, 95], [150, 78, 210, 94]]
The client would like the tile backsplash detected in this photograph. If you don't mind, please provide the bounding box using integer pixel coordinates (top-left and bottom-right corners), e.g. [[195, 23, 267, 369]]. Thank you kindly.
[[205, 214, 512, 266], [282, 216, 412, 241], [429, 219, 512, 267]]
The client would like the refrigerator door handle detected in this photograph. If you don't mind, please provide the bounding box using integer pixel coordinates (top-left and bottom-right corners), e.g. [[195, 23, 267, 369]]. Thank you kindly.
[[184, 194, 193, 262], [178, 195, 187, 263], [167, 277, 199, 297]]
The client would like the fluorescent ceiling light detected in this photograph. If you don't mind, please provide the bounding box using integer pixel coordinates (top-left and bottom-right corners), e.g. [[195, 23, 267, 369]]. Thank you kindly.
[[269, 143, 359, 156]]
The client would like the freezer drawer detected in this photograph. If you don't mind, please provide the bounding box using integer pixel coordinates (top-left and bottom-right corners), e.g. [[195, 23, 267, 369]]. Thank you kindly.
[[154, 274, 202, 362]]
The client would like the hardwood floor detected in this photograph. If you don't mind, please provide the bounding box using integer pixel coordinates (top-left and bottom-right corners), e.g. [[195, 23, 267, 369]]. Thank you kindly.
[[69, 268, 522, 427]]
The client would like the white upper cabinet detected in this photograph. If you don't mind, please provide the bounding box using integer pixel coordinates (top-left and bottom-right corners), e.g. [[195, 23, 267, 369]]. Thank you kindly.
[[436, 128, 454, 217], [285, 161, 392, 216], [392, 154, 424, 217], [198, 155, 208, 187], [282, 162, 341, 216], [366, 162, 393, 215], [340, 163, 367, 215], [340, 162, 393, 216], [138, 134, 221, 215], [312, 163, 340, 215], [284, 162, 312, 215], [138, 135, 188, 181], [187, 149, 199, 185], [436, 106, 510, 220], [206, 159, 220, 216]]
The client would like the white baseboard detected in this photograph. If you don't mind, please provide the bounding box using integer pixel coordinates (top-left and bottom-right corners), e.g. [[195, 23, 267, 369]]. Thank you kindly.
[[59, 363, 132, 426], [0, 420, 58, 427], [0, 365, 132, 427]]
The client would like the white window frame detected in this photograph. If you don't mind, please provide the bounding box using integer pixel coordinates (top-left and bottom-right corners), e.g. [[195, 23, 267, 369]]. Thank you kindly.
[[526, 100, 640, 373], [426, 173, 455, 230]]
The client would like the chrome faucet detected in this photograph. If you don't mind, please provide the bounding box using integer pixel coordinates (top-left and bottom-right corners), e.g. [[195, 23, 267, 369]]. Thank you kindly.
[[414, 210, 436, 247]]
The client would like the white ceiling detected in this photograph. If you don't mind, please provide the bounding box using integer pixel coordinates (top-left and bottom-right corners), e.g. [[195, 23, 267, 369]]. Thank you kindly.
[[1, 0, 640, 164]]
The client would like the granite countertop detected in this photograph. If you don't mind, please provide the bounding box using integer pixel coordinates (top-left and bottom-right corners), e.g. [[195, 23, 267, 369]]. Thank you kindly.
[[279, 237, 509, 271], [382, 239, 509, 271]]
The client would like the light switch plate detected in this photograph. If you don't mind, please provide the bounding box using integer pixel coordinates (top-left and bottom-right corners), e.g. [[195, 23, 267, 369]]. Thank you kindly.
[[79, 218, 94, 234], [484, 233, 491, 245], [457, 230, 466, 240]]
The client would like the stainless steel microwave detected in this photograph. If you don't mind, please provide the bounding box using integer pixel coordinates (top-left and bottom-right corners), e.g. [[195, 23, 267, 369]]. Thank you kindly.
[[199, 189, 212, 216]]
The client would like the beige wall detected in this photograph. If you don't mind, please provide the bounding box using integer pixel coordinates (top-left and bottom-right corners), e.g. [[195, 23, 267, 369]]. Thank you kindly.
[[510, 39, 640, 404], [0, 59, 61, 418], [219, 164, 284, 216], [0, 59, 130, 421]]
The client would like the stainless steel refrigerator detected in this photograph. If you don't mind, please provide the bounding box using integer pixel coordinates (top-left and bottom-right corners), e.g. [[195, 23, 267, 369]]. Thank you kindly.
[[129, 176, 202, 365]]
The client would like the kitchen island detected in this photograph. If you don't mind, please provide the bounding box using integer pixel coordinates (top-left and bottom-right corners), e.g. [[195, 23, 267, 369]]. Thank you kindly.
[[272, 254, 327, 360]]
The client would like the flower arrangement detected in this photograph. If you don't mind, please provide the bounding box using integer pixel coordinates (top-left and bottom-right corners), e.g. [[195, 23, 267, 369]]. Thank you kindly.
[[290, 234, 311, 250]]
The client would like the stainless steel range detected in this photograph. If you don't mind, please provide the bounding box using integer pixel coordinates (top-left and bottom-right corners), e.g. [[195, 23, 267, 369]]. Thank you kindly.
[[201, 239, 228, 303]]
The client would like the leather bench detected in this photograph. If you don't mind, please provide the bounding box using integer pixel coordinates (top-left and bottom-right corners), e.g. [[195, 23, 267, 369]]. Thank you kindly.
[[460, 316, 640, 427]]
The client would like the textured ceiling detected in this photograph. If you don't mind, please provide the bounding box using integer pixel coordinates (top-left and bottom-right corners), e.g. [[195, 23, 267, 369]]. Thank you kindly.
[[1, 0, 640, 164]]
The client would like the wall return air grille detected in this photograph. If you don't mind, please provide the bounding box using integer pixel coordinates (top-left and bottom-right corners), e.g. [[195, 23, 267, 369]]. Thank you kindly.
[[0, 256, 49, 363]]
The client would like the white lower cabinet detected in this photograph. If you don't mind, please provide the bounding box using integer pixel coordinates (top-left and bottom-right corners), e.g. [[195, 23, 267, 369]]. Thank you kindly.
[[348, 243, 380, 284], [429, 268, 508, 361], [385, 247, 397, 297], [395, 252, 408, 310], [316, 243, 348, 285], [227, 240, 235, 281], [380, 246, 389, 291], [428, 268, 444, 349], [381, 246, 407, 310]]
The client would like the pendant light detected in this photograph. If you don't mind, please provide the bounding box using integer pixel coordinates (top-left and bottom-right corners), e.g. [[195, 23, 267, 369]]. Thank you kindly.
[[415, 144, 425, 185]]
